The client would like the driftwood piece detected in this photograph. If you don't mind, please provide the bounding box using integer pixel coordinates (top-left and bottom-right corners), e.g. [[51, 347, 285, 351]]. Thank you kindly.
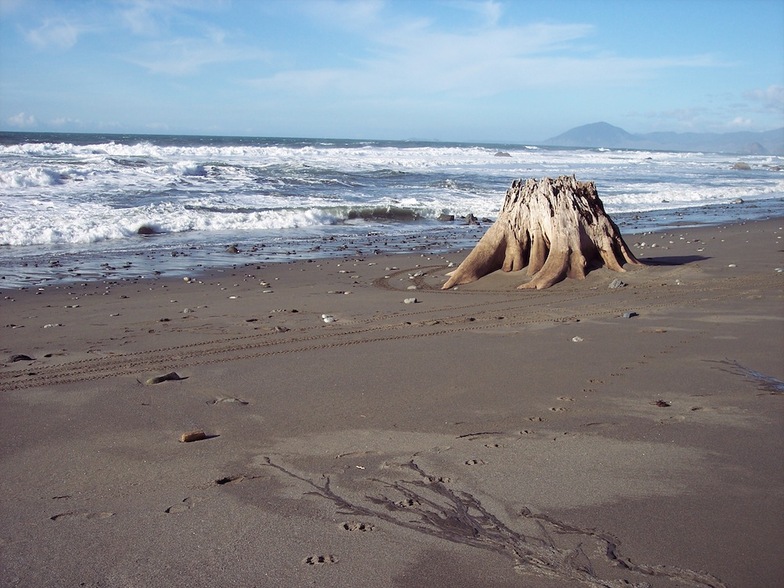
[[443, 176, 642, 290]]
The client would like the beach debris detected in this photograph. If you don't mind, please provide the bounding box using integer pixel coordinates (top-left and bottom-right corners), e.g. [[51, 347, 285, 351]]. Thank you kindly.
[[322, 314, 335, 323], [608, 278, 627, 289], [403, 297, 418, 304], [145, 371, 183, 385], [622, 311, 639, 319], [10, 354, 34, 362], [179, 430, 207, 443], [43, 323, 63, 328], [443, 177, 642, 290], [571, 336, 584, 342]]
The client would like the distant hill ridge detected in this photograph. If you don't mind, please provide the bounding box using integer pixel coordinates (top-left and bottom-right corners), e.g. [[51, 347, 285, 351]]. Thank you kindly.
[[543, 122, 784, 155]]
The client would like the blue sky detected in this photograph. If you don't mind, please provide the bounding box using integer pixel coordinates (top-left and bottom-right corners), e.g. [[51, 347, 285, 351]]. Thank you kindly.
[[1, 0, 782, 142]]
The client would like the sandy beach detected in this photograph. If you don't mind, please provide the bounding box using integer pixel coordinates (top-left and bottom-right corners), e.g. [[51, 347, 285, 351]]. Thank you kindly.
[[1, 218, 782, 587]]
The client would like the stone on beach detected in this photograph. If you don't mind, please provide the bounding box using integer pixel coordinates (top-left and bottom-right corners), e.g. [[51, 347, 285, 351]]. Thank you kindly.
[[179, 430, 207, 443], [145, 372, 184, 385]]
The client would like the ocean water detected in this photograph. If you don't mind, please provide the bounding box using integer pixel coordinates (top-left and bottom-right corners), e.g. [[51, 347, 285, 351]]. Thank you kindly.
[[1, 131, 783, 288]]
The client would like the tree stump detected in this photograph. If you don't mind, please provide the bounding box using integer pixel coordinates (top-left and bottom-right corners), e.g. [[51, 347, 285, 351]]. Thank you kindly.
[[443, 176, 642, 290]]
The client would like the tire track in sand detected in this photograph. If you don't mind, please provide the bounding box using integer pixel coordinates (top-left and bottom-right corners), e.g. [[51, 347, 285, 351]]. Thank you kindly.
[[0, 269, 771, 391]]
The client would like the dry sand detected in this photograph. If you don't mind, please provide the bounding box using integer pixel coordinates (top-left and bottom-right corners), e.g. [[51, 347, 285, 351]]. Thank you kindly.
[[1, 219, 783, 587]]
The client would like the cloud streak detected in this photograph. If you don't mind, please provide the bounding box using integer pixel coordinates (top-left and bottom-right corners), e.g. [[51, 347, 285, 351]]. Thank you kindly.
[[247, 11, 725, 101], [126, 32, 270, 76], [23, 18, 85, 50]]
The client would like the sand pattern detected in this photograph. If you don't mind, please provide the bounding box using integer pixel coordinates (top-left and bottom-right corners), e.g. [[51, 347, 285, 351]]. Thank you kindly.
[[262, 457, 726, 587], [0, 267, 771, 392], [1, 220, 782, 587]]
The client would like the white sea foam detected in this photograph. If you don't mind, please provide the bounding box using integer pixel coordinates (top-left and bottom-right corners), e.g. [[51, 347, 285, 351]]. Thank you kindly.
[[1, 134, 782, 255]]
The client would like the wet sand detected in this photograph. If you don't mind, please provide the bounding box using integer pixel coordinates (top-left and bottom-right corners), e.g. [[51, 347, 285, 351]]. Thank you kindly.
[[1, 219, 783, 587]]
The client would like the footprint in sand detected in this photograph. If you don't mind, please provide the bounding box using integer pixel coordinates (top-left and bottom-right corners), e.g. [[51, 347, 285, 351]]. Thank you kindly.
[[464, 459, 486, 466], [303, 554, 339, 566], [549, 406, 567, 412], [393, 498, 420, 508], [50, 511, 114, 521], [165, 496, 200, 514], [340, 521, 374, 532]]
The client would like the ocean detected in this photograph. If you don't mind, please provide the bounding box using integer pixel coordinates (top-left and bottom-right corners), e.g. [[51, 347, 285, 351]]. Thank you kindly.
[[1, 131, 783, 289]]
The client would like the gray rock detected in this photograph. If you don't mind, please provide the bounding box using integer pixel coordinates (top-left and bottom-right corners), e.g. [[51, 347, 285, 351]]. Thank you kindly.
[[608, 278, 627, 289]]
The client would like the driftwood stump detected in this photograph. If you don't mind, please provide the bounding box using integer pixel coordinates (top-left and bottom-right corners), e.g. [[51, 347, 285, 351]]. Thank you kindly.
[[443, 176, 642, 290]]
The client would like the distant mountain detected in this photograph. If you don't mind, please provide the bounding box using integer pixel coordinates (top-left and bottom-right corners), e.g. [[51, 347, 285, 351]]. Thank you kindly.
[[543, 122, 784, 155]]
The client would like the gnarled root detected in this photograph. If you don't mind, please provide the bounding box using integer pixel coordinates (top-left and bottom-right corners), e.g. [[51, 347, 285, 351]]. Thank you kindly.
[[443, 176, 641, 290]]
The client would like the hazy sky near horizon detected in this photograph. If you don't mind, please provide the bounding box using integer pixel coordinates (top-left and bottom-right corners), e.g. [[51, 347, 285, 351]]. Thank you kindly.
[[1, 0, 782, 142]]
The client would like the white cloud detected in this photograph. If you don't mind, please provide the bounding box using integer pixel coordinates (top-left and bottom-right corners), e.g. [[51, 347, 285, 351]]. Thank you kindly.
[[118, 0, 166, 36], [8, 112, 36, 127], [745, 85, 784, 113], [50, 117, 81, 127], [249, 17, 721, 102], [24, 18, 84, 50], [127, 33, 271, 75], [728, 116, 753, 128], [245, 0, 729, 104], [117, 0, 229, 36]]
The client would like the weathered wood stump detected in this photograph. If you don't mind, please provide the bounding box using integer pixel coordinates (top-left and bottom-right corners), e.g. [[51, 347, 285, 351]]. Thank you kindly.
[[443, 176, 642, 290]]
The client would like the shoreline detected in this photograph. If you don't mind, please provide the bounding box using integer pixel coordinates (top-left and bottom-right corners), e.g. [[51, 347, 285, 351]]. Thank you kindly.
[[2, 196, 783, 291], [1, 217, 782, 587]]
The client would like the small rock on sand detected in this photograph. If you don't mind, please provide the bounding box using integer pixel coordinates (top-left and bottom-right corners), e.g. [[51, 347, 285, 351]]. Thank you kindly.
[[179, 430, 207, 443], [145, 372, 183, 385]]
